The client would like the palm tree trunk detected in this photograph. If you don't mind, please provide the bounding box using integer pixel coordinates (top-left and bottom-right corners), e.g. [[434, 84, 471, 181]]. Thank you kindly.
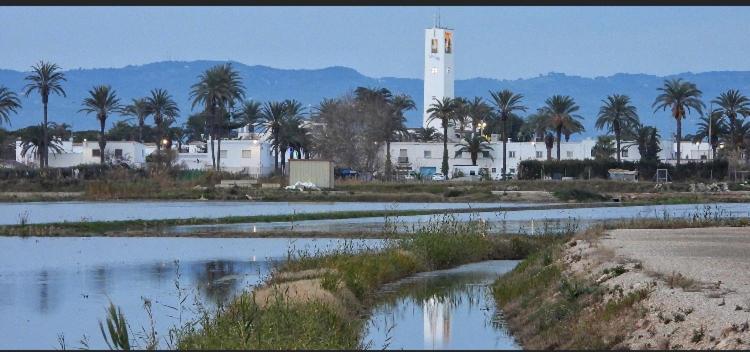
[[501, 118, 508, 179], [615, 125, 621, 163], [385, 140, 392, 181], [280, 145, 287, 174], [42, 101, 48, 168], [138, 120, 144, 143], [442, 123, 449, 176], [471, 153, 477, 166], [676, 118, 682, 165], [547, 147, 552, 160], [99, 118, 106, 164], [217, 134, 222, 171], [556, 128, 562, 161]]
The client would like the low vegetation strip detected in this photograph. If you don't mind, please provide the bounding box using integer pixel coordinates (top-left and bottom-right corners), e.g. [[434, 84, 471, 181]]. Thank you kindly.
[[491, 213, 750, 350], [2, 200, 734, 237], [169, 217, 568, 349]]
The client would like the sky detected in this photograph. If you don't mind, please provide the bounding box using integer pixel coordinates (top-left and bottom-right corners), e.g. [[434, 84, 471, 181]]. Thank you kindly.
[[1, 6, 750, 80]]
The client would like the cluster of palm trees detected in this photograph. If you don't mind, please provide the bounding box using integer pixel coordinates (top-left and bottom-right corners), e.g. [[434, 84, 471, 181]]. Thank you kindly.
[[422, 78, 750, 179], [3, 61, 750, 174]]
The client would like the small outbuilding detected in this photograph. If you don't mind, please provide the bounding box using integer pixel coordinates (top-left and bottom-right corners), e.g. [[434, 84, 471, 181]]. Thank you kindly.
[[608, 169, 638, 182], [288, 160, 335, 189]]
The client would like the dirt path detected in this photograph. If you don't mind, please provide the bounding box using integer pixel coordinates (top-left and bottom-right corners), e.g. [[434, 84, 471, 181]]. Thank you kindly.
[[576, 227, 750, 349]]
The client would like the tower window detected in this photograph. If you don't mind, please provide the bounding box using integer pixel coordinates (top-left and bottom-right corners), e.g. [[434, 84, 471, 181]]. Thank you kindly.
[[431, 67, 438, 75], [444, 32, 452, 53], [446, 67, 451, 73], [431, 39, 438, 53]]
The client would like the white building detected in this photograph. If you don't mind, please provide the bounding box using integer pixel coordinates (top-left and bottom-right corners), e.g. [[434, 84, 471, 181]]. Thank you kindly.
[[386, 136, 713, 179], [423, 20, 455, 131], [15, 139, 151, 168], [13, 129, 277, 178], [173, 133, 275, 177]]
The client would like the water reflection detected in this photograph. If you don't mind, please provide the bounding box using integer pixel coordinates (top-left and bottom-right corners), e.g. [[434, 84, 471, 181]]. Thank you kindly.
[[363, 260, 520, 350], [0, 237, 379, 349]]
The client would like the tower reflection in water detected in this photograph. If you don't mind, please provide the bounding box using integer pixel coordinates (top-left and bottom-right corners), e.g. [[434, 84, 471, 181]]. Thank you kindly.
[[423, 296, 451, 348]]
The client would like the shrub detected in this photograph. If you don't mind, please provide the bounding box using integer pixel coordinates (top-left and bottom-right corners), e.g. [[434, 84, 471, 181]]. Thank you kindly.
[[518, 159, 729, 181], [552, 188, 608, 202]]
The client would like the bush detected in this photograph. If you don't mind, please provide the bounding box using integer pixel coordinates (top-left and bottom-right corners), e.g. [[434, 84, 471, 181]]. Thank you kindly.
[[518, 159, 729, 181]]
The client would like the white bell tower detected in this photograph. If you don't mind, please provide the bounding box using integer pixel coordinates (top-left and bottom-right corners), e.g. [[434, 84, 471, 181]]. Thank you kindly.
[[423, 16, 455, 130]]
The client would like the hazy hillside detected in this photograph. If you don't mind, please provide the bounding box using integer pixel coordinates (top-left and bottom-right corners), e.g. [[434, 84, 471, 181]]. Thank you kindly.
[[3, 60, 750, 138]]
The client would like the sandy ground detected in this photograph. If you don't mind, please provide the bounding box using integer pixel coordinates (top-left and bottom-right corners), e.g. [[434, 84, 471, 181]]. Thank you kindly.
[[566, 226, 750, 349]]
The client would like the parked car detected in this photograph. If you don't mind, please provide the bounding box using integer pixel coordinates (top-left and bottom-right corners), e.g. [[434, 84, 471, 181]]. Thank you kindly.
[[432, 172, 446, 181], [404, 171, 417, 180], [493, 172, 514, 181]]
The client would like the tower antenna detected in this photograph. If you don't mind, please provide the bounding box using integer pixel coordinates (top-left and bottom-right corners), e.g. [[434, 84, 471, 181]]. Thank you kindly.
[[437, 7, 441, 27]]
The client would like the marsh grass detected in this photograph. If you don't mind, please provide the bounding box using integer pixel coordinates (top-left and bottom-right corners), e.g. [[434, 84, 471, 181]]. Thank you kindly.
[[169, 215, 566, 349]]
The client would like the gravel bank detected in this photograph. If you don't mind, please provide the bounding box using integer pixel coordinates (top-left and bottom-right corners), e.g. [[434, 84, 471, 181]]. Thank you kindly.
[[568, 227, 750, 349]]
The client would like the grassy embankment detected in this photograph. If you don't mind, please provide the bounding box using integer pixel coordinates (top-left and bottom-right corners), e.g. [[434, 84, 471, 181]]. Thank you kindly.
[[491, 210, 750, 350], [1, 199, 717, 237], [167, 216, 568, 349], [3, 172, 750, 203]]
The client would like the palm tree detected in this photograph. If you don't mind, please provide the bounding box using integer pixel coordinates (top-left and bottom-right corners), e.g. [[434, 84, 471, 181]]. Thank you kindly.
[[258, 101, 288, 172], [455, 134, 494, 166], [596, 94, 639, 162], [427, 97, 459, 176], [591, 135, 616, 161], [279, 99, 305, 173], [190, 63, 246, 170], [79, 85, 122, 164], [465, 97, 492, 134], [712, 89, 750, 152], [625, 123, 661, 163], [23, 61, 66, 167], [145, 88, 180, 156], [544, 133, 555, 160], [693, 109, 728, 159], [381, 94, 415, 180], [653, 78, 704, 165], [18, 124, 64, 165], [539, 95, 584, 160], [0, 86, 21, 126], [489, 89, 527, 177], [414, 127, 442, 142], [234, 100, 262, 134], [121, 98, 149, 143]]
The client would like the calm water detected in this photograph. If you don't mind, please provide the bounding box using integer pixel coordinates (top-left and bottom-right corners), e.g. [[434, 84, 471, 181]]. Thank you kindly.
[[0, 201, 539, 225], [0, 236, 381, 349], [363, 260, 520, 350], [170, 202, 750, 235]]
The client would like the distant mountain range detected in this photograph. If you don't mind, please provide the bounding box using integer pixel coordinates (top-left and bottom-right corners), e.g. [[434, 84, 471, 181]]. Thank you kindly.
[[3, 60, 750, 138]]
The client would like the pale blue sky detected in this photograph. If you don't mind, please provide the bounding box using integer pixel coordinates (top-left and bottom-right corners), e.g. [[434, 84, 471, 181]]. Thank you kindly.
[[1, 6, 749, 79]]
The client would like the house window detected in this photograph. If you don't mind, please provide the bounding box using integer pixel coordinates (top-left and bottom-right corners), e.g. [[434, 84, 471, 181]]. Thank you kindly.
[[92, 149, 100, 157], [621, 149, 628, 158], [114, 149, 123, 158], [424, 150, 431, 159], [510, 168, 516, 174], [242, 150, 252, 158], [431, 38, 438, 53], [508, 151, 516, 158], [566, 151, 574, 158], [220, 150, 228, 158], [536, 151, 543, 159], [491, 167, 497, 173], [481, 151, 490, 158], [399, 149, 408, 157], [700, 155, 707, 160]]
